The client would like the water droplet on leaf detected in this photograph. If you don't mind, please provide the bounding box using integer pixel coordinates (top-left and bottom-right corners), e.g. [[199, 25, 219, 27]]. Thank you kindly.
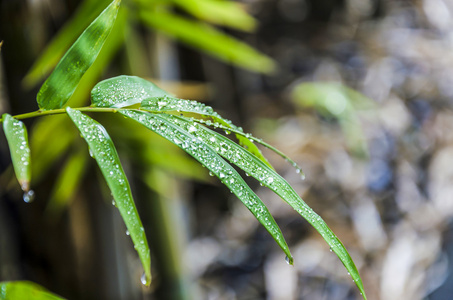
[[23, 190, 35, 203]]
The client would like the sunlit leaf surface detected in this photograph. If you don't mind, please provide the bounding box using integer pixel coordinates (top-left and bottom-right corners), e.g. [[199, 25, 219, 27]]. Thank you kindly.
[[91, 76, 168, 108], [0, 281, 64, 300], [120, 109, 293, 263], [2, 114, 31, 192], [171, 0, 257, 31], [66, 107, 151, 285], [37, 0, 121, 110]]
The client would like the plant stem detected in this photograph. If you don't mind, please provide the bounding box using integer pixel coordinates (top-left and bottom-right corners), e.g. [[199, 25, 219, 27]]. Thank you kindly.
[[0, 107, 121, 123]]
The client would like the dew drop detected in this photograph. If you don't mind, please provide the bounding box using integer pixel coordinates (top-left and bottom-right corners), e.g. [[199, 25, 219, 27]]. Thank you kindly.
[[23, 190, 35, 203], [126, 230, 130, 236], [112, 199, 116, 206], [285, 255, 293, 265], [140, 272, 148, 285]]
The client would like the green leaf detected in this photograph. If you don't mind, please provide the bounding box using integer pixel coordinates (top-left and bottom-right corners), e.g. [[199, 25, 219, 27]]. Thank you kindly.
[[120, 109, 293, 263], [30, 116, 77, 184], [141, 95, 274, 169], [161, 114, 367, 298], [291, 82, 375, 155], [0, 281, 64, 300], [23, 0, 111, 88], [139, 11, 275, 74], [171, 0, 257, 31], [91, 76, 169, 108], [46, 149, 88, 215], [65, 107, 151, 285], [37, 0, 121, 110], [2, 114, 31, 192]]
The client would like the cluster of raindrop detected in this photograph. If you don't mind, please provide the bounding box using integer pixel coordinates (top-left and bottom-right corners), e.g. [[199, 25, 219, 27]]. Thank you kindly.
[[122, 110, 283, 239], [143, 95, 214, 115], [23, 190, 35, 203], [67, 108, 149, 265], [180, 115, 306, 180], [91, 76, 167, 108], [4, 115, 31, 191]]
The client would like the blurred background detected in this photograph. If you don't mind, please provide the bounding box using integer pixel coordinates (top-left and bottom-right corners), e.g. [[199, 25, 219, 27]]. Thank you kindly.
[[1, 0, 453, 299]]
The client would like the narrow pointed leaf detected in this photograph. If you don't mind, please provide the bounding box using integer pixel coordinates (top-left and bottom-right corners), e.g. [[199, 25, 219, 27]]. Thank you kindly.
[[171, 0, 257, 31], [161, 114, 367, 299], [0, 281, 64, 300], [23, 0, 111, 88], [37, 0, 121, 110], [190, 117, 305, 176], [2, 114, 31, 192], [65, 107, 151, 285], [120, 110, 293, 262], [141, 96, 273, 168], [30, 116, 77, 183], [91, 75, 168, 108], [47, 149, 88, 215], [139, 11, 275, 74]]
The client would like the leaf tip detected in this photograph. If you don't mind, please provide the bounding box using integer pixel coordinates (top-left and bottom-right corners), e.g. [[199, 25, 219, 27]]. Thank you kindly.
[[141, 271, 152, 287], [285, 255, 294, 265]]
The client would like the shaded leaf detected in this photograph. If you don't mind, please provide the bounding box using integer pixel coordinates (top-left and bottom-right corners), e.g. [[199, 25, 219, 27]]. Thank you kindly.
[[2, 114, 31, 192], [30, 116, 76, 184], [161, 113, 367, 298], [139, 11, 275, 74], [37, 0, 121, 110], [65, 107, 151, 285], [120, 109, 293, 263], [46, 149, 88, 215], [0, 281, 64, 300], [91, 76, 168, 108], [23, 0, 111, 88]]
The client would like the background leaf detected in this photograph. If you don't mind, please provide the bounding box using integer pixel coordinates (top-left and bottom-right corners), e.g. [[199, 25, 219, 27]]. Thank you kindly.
[[37, 0, 121, 110], [170, 0, 257, 31], [65, 107, 151, 285], [2, 114, 31, 192], [139, 11, 275, 74]]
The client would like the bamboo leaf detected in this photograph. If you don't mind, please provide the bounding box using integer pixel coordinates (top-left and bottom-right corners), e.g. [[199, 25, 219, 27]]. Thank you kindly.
[[141, 95, 274, 168], [30, 116, 77, 184], [46, 149, 88, 215], [65, 107, 151, 285], [160, 114, 367, 299], [139, 11, 275, 74], [171, 0, 257, 31], [91, 76, 168, 108], [23, 0, 111, 88], [120, 109, 293, 263], [2, 114, 31, 192], [0, 281, 64, 300], [37, 0, 121, 110]]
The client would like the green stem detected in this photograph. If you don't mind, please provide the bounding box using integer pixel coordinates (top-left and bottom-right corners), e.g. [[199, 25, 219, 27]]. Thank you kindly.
[[0, 107, 121, 123]]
